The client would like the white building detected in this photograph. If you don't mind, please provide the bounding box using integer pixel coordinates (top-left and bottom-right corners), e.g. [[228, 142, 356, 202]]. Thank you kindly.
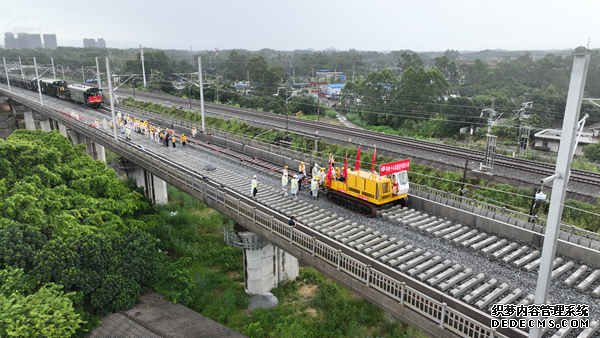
[[533, 128, 598, 156]]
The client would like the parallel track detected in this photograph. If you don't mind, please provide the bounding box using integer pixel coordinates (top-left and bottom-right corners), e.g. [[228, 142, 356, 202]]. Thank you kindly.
[[3, 86, 520, 338], [109, 100, 600, 338], [5, 86, 600, 337], [117, 89, 600, 187]]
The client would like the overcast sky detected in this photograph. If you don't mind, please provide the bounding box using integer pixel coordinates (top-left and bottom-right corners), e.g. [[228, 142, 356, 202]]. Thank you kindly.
[[2, 0, 598, 51]]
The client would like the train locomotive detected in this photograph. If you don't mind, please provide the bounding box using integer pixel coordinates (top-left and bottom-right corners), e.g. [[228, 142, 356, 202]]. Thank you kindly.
[[0, 74, 103, 108], [324, 148, 410, 215]]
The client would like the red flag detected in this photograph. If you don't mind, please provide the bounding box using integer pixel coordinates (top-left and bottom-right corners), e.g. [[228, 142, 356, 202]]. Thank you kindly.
[[326, 161, 333, 185], [354, 146, 361, 171], [342, 156, 348, 179], [371, 146, 377, 172]]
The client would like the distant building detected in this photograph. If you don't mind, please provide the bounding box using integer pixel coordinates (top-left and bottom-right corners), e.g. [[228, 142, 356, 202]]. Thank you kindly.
[[83, 38, 106, 48], [4, 32, 57, 49], [42, 34, 57, 49], [83, 38, 95, 48], [315, 69, 346, 83], [533, 129, 598, 156], [4, 33, 16, 49], [18, 33, 42, 49], [320, 83, 345, 99]]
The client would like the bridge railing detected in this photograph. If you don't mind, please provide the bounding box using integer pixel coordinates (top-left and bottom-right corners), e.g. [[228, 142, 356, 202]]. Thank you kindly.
[[410, 183, 600, 249], [108, 104, 600, 251], [3, 88, 518, 338]]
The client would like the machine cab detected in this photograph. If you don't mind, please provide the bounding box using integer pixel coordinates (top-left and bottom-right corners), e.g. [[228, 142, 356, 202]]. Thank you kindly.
[[392, 171, 409, 196]]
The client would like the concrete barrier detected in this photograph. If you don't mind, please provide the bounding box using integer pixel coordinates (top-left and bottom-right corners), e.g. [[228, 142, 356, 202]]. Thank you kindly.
[[409, 195, 599, 268]]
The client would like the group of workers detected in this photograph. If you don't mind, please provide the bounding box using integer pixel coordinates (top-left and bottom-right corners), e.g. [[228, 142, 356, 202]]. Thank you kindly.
[[116, 113, 189, 148], [280, 161, 326, 200], [250, 161, 327, 201]]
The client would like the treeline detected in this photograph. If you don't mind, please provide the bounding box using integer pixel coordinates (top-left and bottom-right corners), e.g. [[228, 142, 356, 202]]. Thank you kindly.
[[340, 51, 600, 138]]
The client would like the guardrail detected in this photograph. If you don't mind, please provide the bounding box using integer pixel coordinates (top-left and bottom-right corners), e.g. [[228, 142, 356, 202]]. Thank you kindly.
[[111, 104, 600, 252], [410, 183, 600, 250], [102, 103, 600, 253], [4, 88, 522, 338], [118, 88, 600, 187]]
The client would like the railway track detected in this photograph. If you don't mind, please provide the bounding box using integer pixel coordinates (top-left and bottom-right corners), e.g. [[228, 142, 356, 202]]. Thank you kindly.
[[108, 102, 600, 338], [116, 89, 600, 187], [5, 87, 600, 337], [138, 128, 600, 338], [104, 104, 600, 254]]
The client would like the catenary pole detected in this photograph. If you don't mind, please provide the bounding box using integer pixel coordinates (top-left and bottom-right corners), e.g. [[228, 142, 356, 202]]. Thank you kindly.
[[18, 56, 24, 80], [198, 55, 205, 133], [50, 56, 56, 80], [529, 47, 590, 338], [105, 57, 118, 140], [2, 57, 11, 91], [95, 57, 102, 88], [140, 45, 147, 88], [33, 57, 43, 105]]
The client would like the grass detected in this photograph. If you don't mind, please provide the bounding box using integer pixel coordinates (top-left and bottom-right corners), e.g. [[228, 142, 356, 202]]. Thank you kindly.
[[149, 185, 423, 337]]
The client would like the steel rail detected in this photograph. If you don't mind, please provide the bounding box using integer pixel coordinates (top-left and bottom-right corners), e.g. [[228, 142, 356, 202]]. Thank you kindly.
[[3, 88, 524, 338], [118, 89, 600, 186]]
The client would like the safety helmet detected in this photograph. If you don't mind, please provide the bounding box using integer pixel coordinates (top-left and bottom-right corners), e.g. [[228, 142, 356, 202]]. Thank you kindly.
[[253, 175, 257, 178]]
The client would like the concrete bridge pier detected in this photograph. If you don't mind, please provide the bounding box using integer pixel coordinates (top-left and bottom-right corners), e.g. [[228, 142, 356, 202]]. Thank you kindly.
[[23, 110, 35, 130], [0, 97, 16, 138], [39, 118, 51, 132], [128, 166, 168, 205], [57, 122, 68, 137], [90, 142, 106, 162], [68, 131, 107, 162], [225, 230, 299, 295]]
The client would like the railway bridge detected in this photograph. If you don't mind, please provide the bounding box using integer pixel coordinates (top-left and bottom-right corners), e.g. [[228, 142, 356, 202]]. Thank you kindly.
[[2, 86, 600, 338]]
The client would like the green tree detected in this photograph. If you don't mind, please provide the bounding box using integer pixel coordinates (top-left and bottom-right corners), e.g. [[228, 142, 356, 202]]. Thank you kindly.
[[0, 267, 83, 338], [225, 50, 250, 81], [583, 143, 600, 162], [398, 51, 424, 70]]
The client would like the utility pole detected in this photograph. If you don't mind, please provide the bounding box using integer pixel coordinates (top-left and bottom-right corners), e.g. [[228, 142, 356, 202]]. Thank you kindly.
[[188, 72, 192, 109], [215, 75, 219, 103], [460, 158, 469, 196], [33, 57, 43, 105], [60, 65, 65, 79], [95, 57, 102, 88], [2, 57, 11, 91], [529, 47, 590, 338], [215, 52, 219, 103], [18, 56, 24, 80], [479, 102, 501, 172], [247, 69, 250, 92], [316, 86, 320, 121], [286, 94, 290, 133], [140, 45, 147, 88], [105, 57, 118, 140], [516, 101, 533, 155], [198, 56, 206, 133], [50, 57, 56, 80], [81, 65, 85, 83]]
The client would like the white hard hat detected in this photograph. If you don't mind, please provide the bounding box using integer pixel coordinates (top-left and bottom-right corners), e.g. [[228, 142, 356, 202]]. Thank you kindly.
[[253, 175, 257, 178]]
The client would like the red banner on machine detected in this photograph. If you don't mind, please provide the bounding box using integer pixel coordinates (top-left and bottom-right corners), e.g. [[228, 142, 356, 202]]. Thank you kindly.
[[379, 159, 410, 176]]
